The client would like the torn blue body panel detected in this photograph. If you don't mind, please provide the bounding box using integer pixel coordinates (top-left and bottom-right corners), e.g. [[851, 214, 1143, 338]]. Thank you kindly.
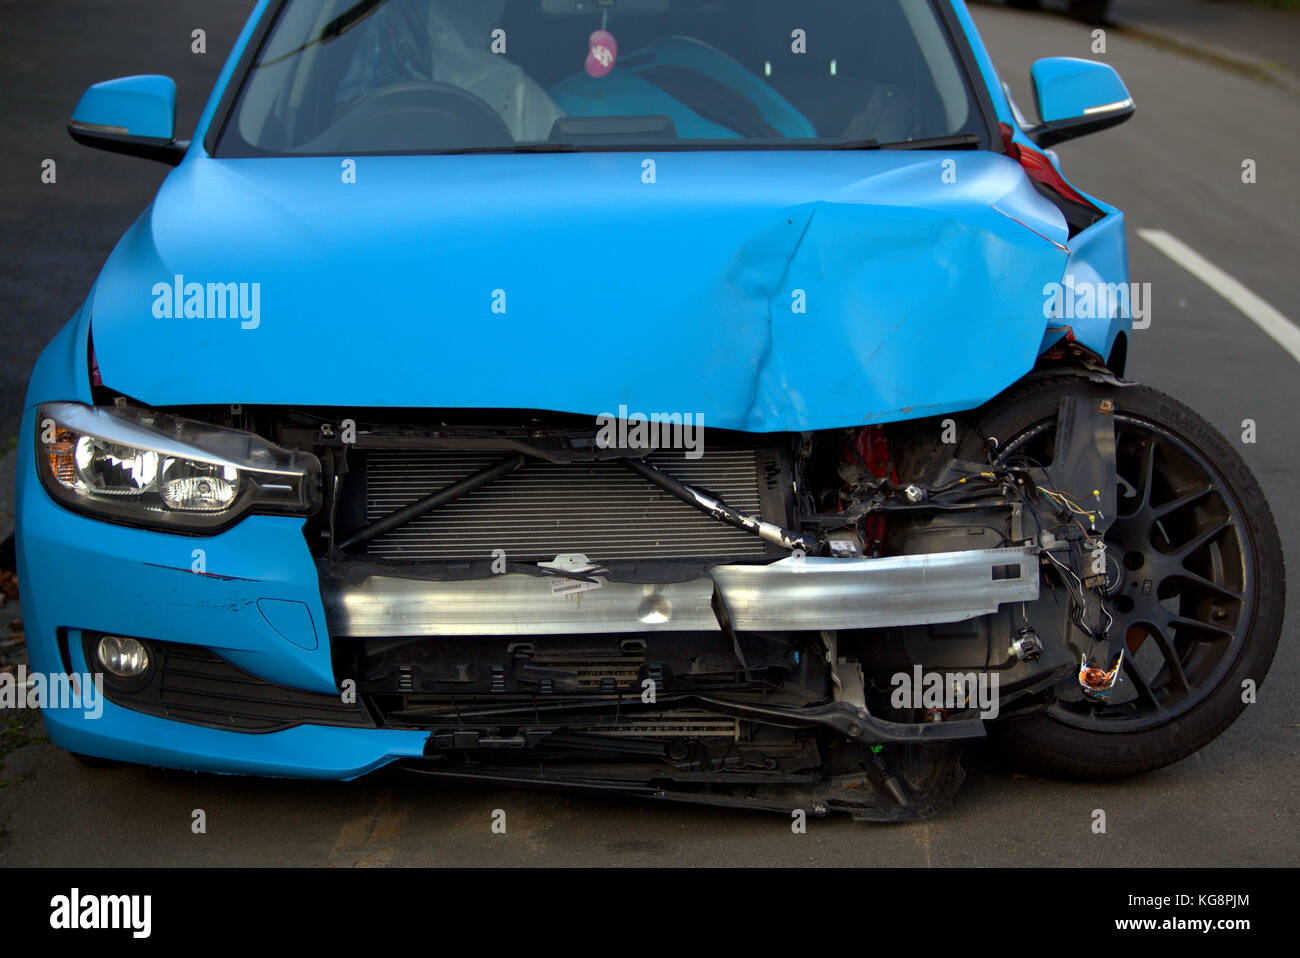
[[1055, 209, 1132, 361], [17, 432, 337, 693]]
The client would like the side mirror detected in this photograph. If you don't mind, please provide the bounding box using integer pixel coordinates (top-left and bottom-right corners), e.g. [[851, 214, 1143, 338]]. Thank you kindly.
[[68, 75, 188, 166], [1026, 57, 1134, 148]]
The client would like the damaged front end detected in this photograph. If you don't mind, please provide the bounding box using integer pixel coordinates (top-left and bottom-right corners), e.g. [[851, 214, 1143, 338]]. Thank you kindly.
[[74, 388, 1118, 821]]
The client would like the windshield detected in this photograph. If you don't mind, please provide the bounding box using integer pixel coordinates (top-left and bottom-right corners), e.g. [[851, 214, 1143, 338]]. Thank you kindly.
[[215, 0, 984, 156]]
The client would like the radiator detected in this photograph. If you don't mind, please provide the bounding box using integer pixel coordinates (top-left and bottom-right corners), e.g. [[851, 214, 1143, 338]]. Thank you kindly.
[[362, 449, 771, 561]]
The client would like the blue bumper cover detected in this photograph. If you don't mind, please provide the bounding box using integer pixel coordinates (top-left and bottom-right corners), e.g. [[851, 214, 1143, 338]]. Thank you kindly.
[[16, 352, 429, 776]]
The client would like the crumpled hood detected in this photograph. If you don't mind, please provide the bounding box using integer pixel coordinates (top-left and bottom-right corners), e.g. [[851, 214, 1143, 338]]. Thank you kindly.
[[89, 149, 1069, 431]]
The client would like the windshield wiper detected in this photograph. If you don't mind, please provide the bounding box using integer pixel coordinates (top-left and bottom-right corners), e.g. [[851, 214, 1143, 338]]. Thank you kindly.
[[827, 133, 980, 151], [875, 133, 982, 151], [436, 143, 581, 155], [430, 134, 980, 157]]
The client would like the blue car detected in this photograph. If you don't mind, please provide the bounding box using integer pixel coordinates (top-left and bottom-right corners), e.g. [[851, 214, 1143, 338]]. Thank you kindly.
[[19, 0, 1282, 821]]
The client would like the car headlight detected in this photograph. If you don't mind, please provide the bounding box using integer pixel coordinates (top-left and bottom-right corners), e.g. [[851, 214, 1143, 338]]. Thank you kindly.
[[36, 401, 321, 532]]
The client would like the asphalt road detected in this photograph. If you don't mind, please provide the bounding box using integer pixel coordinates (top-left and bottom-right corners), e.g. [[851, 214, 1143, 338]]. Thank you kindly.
[[0, 2, 1297, 866]]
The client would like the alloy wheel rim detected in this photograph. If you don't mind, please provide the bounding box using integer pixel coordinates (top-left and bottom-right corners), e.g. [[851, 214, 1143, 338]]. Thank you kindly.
[[999, 413, 1254, 733]]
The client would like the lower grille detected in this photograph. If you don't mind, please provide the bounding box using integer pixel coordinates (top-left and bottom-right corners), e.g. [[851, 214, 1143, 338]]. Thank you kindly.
[[555, 712, 740, 739], [362, 449, 773, 561], [529, 651, 645, 688], [381, 697, 741, 740], [89, 637, 374, 733]]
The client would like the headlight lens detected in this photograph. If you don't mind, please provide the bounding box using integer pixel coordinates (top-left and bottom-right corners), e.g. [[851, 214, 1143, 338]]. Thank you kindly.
[[37, 402, 321, 531]]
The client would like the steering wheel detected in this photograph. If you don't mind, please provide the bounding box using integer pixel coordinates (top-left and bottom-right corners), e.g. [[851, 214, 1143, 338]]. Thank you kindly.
[[318, 80, 514, 152]]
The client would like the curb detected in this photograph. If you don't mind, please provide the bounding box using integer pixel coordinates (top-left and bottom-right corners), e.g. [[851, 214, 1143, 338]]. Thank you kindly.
[[1113, 19, 1300, 95]]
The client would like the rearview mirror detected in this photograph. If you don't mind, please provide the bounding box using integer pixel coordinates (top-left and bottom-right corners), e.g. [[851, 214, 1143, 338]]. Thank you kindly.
[[68, 75, 188, 166], [1026, 57, 1134, 148]]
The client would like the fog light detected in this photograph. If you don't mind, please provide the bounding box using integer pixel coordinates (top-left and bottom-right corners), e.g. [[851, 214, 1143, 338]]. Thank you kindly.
[[96, 635, 150, 678]]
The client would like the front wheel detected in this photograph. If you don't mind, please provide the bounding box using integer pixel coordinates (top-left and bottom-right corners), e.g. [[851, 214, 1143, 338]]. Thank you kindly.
[[969, 377, 1284, 779]]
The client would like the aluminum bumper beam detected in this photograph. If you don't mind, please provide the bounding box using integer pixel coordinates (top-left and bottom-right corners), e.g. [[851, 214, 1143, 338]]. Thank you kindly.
[[322, 546, 1039, 637]]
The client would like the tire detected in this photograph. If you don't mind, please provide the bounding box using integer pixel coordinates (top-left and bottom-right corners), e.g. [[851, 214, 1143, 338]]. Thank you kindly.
[[961, 375, 1284, 779]]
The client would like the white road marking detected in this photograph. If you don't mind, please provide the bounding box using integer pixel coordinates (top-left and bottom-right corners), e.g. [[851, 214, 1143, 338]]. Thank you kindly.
[[1138, 228, 1300, 365]]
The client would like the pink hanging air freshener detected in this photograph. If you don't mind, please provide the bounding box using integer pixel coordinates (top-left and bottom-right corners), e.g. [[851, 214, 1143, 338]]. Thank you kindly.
[[585, 30, 618, 78]]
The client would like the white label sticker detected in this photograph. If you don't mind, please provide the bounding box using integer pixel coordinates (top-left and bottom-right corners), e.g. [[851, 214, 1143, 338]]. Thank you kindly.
[[550, 576, 603, 597]]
